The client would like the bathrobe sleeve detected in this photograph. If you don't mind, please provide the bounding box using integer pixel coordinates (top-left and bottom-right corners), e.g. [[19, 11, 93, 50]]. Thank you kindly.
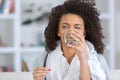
[[97, 54, 110, 80]]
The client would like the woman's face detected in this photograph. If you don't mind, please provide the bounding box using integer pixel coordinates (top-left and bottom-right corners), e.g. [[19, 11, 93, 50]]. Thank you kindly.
[[58, 13, 85, 47]]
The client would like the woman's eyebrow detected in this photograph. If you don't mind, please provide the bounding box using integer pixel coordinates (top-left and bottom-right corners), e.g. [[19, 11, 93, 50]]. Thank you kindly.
[[62, 23, 82, 26], [75, 24, 81, 25], [74, 24, 82, 26], [62, 23, 69, 25]]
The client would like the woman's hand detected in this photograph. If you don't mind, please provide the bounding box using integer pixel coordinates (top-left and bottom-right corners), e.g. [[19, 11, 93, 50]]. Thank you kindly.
[[33, 67, 51, 80], [67, 30, 91, 80], [67, 30, 87, 62]]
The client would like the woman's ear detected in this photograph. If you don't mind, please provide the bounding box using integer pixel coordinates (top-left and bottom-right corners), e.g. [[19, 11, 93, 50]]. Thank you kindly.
[[57, 33, 60, 37], [57, 30, 60, 37], [84, 30, 86, 37], [57, 29, 61, 37]]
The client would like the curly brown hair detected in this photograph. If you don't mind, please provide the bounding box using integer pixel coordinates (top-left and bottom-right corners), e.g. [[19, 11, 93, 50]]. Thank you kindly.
[[44, 0, 104, 54]]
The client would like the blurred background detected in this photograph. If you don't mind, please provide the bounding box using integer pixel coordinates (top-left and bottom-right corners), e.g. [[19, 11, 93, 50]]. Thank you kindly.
[[0, 0, 119, 72]]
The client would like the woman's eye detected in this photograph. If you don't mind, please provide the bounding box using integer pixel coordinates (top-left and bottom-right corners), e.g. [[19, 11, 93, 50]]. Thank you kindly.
[[62, 25, 68, 29], [75, 26, 80, 30]]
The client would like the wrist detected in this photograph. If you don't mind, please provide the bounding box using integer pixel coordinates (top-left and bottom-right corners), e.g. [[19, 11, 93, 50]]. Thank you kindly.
[[80, 60, 88, 65], [78, 55, 88, 63]]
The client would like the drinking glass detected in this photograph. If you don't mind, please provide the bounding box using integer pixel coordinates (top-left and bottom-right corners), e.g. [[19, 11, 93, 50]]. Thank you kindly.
[[64, 30, 78, 46]]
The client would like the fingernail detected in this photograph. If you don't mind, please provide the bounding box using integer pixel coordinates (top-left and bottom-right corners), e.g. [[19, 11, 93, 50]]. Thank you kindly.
[[48, 69, 51, 71]]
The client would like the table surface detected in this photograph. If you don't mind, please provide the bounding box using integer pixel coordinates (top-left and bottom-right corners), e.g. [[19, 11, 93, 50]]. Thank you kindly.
[[0, 70, 120, 80]]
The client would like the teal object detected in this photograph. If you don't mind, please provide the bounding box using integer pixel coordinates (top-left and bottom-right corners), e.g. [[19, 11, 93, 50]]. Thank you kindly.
[[0, 0, 6, 13]]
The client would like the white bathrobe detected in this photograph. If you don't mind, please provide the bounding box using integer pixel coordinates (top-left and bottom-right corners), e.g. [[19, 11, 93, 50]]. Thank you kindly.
[[44, 41, 106, 80]]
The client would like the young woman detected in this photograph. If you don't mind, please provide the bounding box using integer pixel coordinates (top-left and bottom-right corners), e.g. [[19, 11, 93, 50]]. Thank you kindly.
[[33, 0, 110, 80]]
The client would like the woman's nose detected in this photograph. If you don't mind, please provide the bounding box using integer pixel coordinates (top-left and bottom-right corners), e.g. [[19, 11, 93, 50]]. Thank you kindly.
[[68, 27, 75, 33]]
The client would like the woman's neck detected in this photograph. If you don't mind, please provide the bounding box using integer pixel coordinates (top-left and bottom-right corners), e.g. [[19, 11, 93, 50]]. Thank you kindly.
[[62, 45, 75, 64]]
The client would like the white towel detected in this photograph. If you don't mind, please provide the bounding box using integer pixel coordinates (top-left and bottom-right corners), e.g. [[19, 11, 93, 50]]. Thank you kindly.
[[46, 41, 106, 80]]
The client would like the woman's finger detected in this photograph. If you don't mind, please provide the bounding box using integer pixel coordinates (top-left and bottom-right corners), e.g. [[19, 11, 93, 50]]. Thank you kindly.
[[33, 67, 51, 80], [35, 67, 50, 71]]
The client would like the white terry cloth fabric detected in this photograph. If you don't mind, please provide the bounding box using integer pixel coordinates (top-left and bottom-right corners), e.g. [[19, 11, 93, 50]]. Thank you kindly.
[[45, 40, 106, 80]]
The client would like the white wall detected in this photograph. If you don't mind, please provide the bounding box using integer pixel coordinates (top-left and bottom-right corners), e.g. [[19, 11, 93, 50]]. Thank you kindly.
[[115, 0, 120, 69]]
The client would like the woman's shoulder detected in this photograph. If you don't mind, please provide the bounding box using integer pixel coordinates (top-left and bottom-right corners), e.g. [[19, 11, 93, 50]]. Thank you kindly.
[[97, 53, 110, 80], [97, 54, 108, 67], [32, 50, 48, 70]]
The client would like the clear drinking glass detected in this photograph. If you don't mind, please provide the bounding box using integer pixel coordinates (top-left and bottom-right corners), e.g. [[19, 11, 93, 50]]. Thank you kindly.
[[64, 29, 78, 46]]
